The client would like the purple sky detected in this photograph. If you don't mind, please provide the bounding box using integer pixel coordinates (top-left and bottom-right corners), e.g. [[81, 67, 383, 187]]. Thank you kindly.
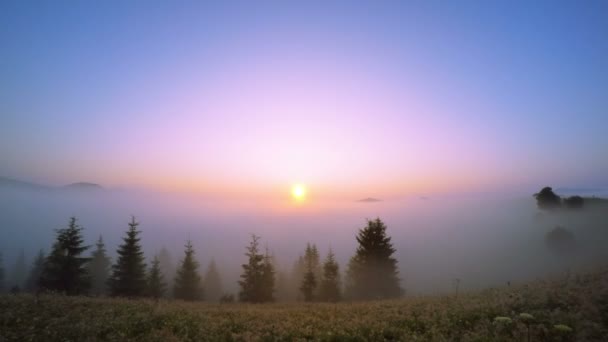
[[1, 1, 607, 199]]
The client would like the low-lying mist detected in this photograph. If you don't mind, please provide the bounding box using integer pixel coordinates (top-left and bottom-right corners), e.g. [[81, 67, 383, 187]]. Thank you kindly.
[[1, 185, 607, 295]]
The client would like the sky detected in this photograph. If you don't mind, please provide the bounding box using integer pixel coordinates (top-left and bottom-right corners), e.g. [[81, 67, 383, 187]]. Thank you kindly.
[[1, 0, 607, 200]]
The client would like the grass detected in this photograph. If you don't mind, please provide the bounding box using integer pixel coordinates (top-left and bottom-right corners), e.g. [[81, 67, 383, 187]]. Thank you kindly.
[[1, 268, 608, 341]]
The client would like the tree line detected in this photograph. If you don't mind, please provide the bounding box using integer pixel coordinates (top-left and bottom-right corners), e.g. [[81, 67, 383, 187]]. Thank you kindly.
[[0, 217, 402, 303]]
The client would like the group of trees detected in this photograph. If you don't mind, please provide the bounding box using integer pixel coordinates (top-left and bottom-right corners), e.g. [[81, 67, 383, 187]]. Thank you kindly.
[[1, 216, 403, 303], [534, 187, 585, 210]]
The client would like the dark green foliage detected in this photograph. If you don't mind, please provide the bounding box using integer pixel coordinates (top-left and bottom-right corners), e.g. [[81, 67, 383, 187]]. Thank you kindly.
[[564, 195, 584, 209], [534, 187, 562, 209], [203, 259, 222, 302], [300, 269, 316, 302], [319, 249, 341, 302], [11, 249, 27, 289], [238, 235, 275, 303], [346, 218, 402, 300], [545, 226, 577, 256], [289, 255, 306, 300], [219, 293, 235, 303], [146, 255, 166, 299], [39, 217, 91, 295], [174, 241, 202, 301], [25, 249, 45, 292], [108, 217, 147, 297], [88, 236, 111, 296]]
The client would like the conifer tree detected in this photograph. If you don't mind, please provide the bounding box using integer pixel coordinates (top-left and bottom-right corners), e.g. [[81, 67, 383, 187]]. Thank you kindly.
[[345, 218, 401, 300], [146, 255, 166, 299], [299, 243, 321, 302], [158, 247, 175, 296], [108, 217, 147, 297], [203, 259, 223, 302], [260, 249, 275, 302], [39, 217, 91, 295], [25, 249, 45, 292], [319, 249, 341, 302], [238, 234, 270, 303], [290, 255, 306, 300], [174, 241, 203, 301], [11, 248, 27, 290], [88, 235, 111, 296]]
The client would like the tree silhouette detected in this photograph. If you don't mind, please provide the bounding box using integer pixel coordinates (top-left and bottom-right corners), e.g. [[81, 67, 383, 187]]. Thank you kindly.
[[260, 250, 276, 302], [545, 226, 577, 256], [203, 259, 223, 302], [290, 255, 306, 300], [39, 217, 91, 295], [534, 187, 562, 209], [146, 255, 167, 299], [299, 243, 320, 302], [108, 217, 147, 297], [319, 249, 341, 302], [238, 234, 274, 303], [11, 249, 27, 290], [88, 235, 111, 296], [564, 196, 584, 209], [157, 247, 175, 297], [346, 218, 402, 300], [25, 249, 45, 293], [174, 240, 203, 301]]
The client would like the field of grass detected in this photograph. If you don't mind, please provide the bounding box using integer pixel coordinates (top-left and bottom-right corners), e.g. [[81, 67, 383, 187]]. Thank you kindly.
[[2, 268, 607, 341]]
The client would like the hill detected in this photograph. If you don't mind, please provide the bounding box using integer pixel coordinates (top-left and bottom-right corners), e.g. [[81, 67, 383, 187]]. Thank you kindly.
[[1, 267, 607, 341]]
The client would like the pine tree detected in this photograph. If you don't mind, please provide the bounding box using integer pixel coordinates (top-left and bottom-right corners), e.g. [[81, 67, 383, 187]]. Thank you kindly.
[[0, 252, 4, 293], [289, 255, 306, 300], [39, 217, 91, 295], [25, 249, 45, 292], [88, 235, 111, 296], [299, 243, 321, 302], [174, 241, 203, 301], [203, 259, 222, 302], [108, 217, 147, 297], [345, 218, 401, 300], [319, 249, 341, 302], [157, 247, 175, 297], [146, 255, 166, 299], [260, 249, 275, 302], [238, 234, 268, 303], [11, 249, 27, 290]]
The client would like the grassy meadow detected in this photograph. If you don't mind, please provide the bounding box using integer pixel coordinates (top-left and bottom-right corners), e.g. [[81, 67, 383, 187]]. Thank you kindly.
[[1, 267, 607, 341]]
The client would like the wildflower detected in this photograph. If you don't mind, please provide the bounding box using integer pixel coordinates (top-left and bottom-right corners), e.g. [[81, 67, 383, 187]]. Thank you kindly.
[[519, 313, 535, 321], [494, 316, 512, 324], [554, 324, 573, 333]]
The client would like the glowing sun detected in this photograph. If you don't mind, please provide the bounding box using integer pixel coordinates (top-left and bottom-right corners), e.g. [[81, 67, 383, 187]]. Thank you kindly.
[[291, 184, 307, 200]]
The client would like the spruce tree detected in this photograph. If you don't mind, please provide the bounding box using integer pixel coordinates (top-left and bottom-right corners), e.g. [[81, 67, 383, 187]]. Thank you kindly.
[[260, 249, 275, 302], [299, 243, 320, 302], [39, 217, 91, 295], [203, 259, 223, 302], [319, 249, 341, 302], [290, 255, 306, 300], [25, 249, 45, 293], [346, 218, 401, 300], [11, 249, 27, 290], [238, 234, 266, 303], [108, 217, 147, 297], [146, 255, 166, 299], [173, 241, 203, 301], [88, 236, 111, 296], [157, 247, 175, 296]]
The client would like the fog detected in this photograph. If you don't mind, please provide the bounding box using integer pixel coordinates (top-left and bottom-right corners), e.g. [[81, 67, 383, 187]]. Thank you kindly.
[[1, 181, 607, 296]]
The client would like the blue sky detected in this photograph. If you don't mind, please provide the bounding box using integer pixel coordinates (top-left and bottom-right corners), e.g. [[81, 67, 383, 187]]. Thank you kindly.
[[1, 0, 607, 196]]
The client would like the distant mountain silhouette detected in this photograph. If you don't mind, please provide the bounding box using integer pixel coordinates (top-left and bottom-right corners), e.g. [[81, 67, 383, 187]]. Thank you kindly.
[[63, 182, 103, 191], [0, 177, 51, 191], [0, 176, 102, 192], [357, 197, 382, 202]]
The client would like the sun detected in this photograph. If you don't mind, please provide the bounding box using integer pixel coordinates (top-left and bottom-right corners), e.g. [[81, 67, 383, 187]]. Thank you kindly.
[[291, 184, 307, 200]]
